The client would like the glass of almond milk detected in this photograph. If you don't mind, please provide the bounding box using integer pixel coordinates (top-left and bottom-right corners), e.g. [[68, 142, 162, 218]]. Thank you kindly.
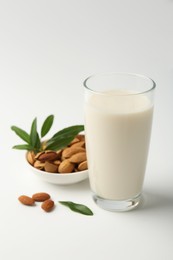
[[84, 73, 156, 211]]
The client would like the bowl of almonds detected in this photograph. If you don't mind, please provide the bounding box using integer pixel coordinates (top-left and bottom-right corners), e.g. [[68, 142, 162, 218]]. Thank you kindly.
[[26, 134, 88, 184], [11, 115, 88, 185]]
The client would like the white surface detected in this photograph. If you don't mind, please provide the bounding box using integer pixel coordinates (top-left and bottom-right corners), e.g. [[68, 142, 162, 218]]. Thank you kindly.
[[0, 1, 172, 260]]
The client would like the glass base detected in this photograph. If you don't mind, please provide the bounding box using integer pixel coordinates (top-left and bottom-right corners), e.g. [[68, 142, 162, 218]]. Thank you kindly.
[[92, 193, 141, 212]]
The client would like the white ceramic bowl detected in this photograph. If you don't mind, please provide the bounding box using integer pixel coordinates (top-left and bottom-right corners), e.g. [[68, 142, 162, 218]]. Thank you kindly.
[[26, 159, 88, 185]]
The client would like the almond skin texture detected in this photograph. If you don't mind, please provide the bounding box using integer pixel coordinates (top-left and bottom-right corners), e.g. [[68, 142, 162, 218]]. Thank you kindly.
[[78, 160, 88, 171], [41, 199, 54, 212], [18, 195, 35, 206], [58, 159, 75, 173], [44, 161, 58, 173], [53, 160, 61, 166], [34, 160, 45, 170], [71, 141, 85, 148], [32, 192, 50, 202], [69, 137, 80, 146], [76, 134, 85, 141], [69, 152, 87, 164], [36, 151, 59, 162], [26, 151, 35, 165], [62, 147, 85, 159]]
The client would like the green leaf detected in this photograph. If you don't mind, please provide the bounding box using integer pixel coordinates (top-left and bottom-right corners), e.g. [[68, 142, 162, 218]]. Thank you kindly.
[[41, 114, 54, 138], [53, 125, 84, 139], [11, 117, 84, 154], [12, 144, 34, 150], [45, 136, 75, 151], [59, 201, 93, 216], [45, 125, 84, 151], [11, 126, 30, 144], [35, 133, 41, 151], [30, 118, 39, 147]]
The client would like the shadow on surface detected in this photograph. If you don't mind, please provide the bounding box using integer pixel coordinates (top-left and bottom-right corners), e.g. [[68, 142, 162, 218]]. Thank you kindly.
[[49, 178, 90, 193], [138, 190, 173, 213]]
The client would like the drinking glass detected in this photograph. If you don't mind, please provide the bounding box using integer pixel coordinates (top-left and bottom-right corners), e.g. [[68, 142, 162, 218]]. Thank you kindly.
[[84, 73, 156, 211]]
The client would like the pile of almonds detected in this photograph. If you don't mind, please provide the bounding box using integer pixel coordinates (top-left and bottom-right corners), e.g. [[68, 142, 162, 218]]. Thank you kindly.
[[26, 134, 88, 174], [18, 192, 54, 212]]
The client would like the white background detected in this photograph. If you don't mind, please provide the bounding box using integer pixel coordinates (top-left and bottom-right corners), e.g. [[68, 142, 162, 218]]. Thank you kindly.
[[0, 0, 173, 259]]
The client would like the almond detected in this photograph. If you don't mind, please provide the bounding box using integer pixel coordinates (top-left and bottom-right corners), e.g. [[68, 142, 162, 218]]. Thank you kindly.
[[69, 137, 80, 146], [32, 192, 50, 202], [44, 161, 58, 173], [76, 134, 85, 141], [71, 141, 85, 148], [41, 199, 54, 212], [53, 160, 61, 166], [58, 159, 75, 173], [18, 195, 35, 206], [35, 151, 45, 160], [62, 147, 85, 159], [26, 151, 35, 165], [34, 160, 45, 170], [69, 152, 87, 164], [35, 151, 58, 162], [78, 160, 88, 171]]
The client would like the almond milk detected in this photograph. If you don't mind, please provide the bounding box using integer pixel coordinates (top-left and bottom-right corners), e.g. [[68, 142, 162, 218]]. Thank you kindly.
[[85, 90, 153, 200]]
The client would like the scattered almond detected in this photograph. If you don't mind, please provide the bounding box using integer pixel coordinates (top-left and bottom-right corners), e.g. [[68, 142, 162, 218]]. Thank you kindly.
[[32, 192, 50, 202], [41, 199, 54, 212], [18, 195, 35, 206]]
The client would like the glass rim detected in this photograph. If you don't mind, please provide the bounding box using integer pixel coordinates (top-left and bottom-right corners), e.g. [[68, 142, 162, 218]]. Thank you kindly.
[[83, 72, 156, 96]]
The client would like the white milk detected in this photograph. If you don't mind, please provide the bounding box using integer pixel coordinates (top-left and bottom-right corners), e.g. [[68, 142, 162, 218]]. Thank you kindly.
[[85, 90, 153, 200]]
